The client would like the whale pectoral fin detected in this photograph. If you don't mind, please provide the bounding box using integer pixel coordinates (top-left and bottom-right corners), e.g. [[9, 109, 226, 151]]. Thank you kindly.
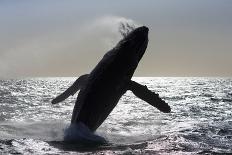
[[51, 74, 89, 104], [128, 80, 171, 113]]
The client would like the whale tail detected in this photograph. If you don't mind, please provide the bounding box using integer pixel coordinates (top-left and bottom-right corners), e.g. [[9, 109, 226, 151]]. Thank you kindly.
[[128, 80, 171, 113], [51, 74, 89, 104]]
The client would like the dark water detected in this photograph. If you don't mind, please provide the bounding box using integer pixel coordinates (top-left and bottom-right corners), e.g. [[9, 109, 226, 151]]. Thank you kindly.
[[0, 77, 232, 154]]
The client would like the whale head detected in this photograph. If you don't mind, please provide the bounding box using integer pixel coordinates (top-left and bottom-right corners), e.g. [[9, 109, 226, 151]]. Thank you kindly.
[[117, 26, 149, 64], [107, 26, 149, 79], [91, 26, 149, 83]]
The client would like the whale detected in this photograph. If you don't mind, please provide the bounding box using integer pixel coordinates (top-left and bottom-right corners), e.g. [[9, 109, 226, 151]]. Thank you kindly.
[[52, 26, 171, 133]]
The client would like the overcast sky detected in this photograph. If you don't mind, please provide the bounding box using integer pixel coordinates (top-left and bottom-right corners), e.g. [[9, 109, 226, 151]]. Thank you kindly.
[[0, 0, 232, 77]]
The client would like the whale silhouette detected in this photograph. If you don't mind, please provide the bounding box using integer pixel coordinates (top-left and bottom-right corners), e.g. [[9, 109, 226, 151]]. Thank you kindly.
[[52, 26, 171, 132]]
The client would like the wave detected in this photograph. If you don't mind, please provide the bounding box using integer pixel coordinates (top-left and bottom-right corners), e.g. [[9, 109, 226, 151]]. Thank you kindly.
[[0, 120, 66, 141], [210, 97, 232, 102]]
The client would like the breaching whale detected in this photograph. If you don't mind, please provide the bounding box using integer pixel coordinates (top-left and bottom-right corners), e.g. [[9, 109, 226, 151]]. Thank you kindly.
[[52, 26, 171, 133]]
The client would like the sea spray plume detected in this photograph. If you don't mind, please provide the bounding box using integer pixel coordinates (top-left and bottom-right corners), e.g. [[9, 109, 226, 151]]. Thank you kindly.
[[84, 16, 140, 46], [119, 22, 136, 38]]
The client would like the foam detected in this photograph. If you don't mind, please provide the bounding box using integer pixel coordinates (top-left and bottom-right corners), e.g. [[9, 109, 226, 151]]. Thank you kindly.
[[64, 122, 107, 145]]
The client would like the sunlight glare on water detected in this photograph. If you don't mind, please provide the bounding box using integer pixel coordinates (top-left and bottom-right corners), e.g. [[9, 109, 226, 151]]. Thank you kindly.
[[0, 77, 232, 154]]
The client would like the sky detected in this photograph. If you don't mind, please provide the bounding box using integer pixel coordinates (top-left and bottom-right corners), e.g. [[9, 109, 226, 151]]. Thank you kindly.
[[0, 0, 232, 77]]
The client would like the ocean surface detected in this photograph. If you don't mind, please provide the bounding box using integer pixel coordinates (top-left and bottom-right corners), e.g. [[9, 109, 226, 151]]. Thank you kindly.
[[0, 77, 232, 155]]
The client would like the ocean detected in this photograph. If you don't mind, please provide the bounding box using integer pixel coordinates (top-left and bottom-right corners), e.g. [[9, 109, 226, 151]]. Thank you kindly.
[[0, 77, 232, 155]]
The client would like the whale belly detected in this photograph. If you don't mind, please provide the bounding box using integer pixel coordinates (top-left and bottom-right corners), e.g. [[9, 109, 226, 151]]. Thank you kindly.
[[75, 77, 127, 131]]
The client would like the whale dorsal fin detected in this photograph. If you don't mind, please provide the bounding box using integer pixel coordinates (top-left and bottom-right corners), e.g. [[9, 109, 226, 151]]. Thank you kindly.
[[128, 80, 171, 113], [51, 74, 89, 104]]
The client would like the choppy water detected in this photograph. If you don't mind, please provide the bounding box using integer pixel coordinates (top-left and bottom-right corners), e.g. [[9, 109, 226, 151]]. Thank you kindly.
[[0, 77, 232, 155]]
